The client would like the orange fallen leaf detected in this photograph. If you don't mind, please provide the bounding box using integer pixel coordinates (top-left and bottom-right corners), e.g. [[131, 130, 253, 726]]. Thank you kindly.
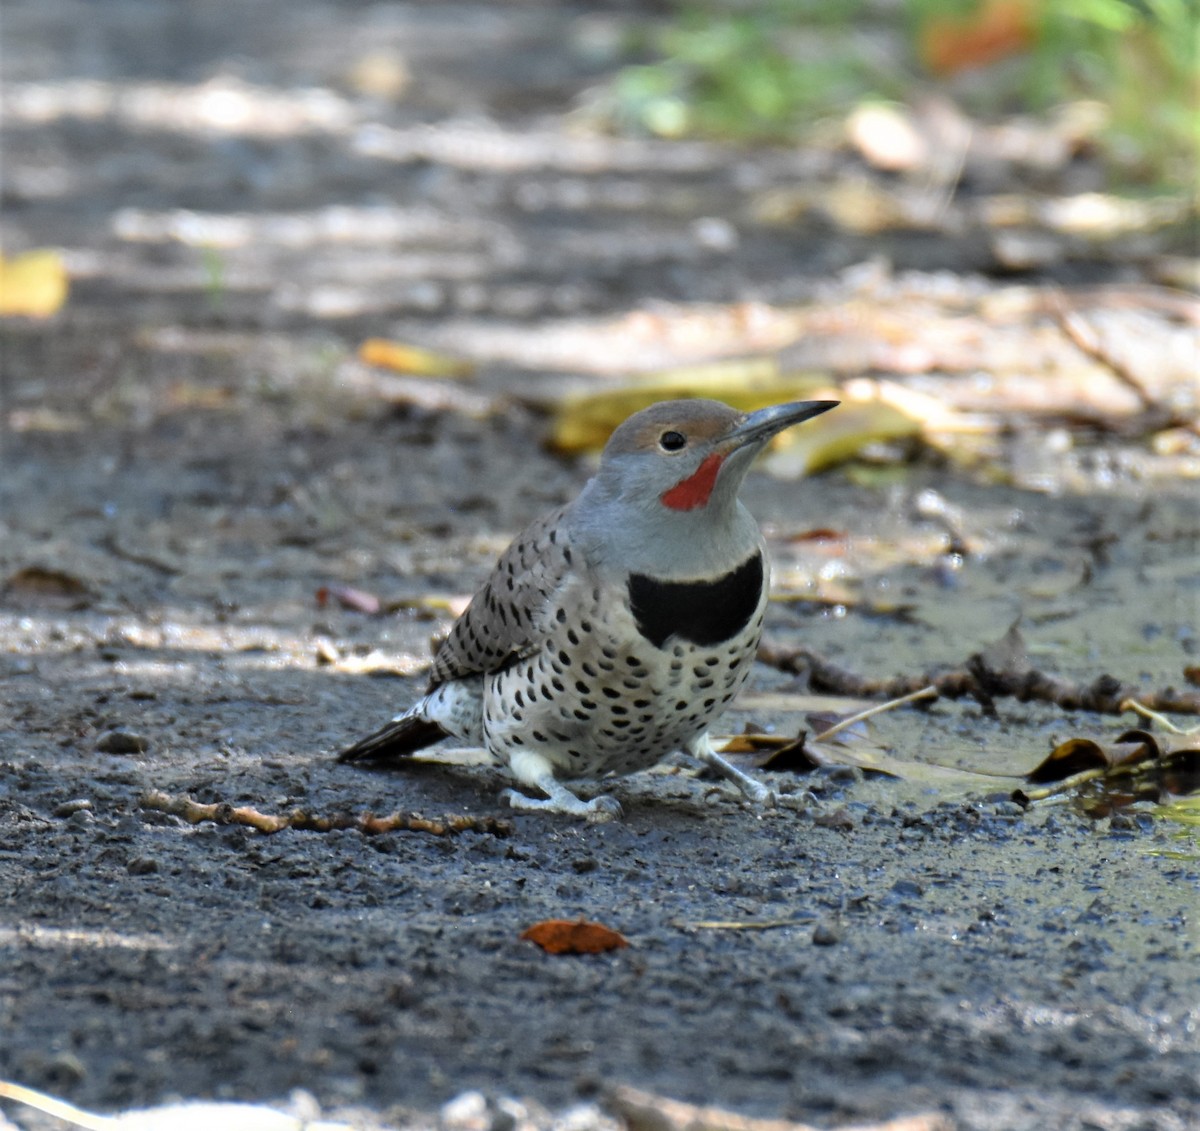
[[0, 248, 69, 317], [358, 338, 475, 378], [786, 528, 848, 543], [920, 0, 1036, 76], [519, 918, 629, 955]]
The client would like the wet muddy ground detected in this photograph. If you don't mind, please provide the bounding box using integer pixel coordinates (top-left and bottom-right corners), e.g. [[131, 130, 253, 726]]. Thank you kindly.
[[2, 3, 1198, 1130]]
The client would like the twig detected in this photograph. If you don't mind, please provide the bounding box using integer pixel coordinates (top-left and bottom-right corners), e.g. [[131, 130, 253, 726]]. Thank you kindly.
[[140, 791, 512, 837], [0, 1080, 113, 1130], [1052, 297, 1200, 437], [1120, 698, 1200, 736], [813, 685, 939, 742], [758, 642, 1200, 717], [673, 918, 813, 931], [606, 1084, 952, 1131]]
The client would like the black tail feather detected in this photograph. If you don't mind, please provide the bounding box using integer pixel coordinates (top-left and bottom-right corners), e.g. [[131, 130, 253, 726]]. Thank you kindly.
[[336, 714, 449, 764]]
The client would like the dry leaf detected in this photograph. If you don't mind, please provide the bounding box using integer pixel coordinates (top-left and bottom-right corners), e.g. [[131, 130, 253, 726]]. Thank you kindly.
[[3, 566, 92, 606], [382, 593, 472, 617], [359, 337, 475, 378], [1014, 728, 1200, 812], [0, 248, 69, 317], [920, 0, 1036, 77], [315, 584, 382, 615], [846, 103, 928, 173], [519, 918, 629, 955], [762, 398, 920, 477], [1024, 729, 1199, 785]]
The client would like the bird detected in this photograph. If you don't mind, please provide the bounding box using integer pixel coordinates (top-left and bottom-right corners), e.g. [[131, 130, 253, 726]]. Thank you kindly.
[[337, 397, 839, 818]]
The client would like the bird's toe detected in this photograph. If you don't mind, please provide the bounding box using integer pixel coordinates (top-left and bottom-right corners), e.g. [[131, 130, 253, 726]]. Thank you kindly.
[[585, 795, 624, 823]]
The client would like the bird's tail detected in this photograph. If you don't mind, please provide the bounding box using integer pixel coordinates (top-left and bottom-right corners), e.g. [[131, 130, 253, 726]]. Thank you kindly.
[[336, 712, 448, 764]]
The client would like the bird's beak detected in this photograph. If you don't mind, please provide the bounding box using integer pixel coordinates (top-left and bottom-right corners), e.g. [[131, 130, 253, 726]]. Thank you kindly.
[[721, 399, 839, 452]]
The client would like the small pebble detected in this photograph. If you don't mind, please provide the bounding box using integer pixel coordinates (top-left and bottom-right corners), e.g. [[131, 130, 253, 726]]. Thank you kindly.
[[44, 1051, 87, 1085], [127, 856, 160, 875], [53, 798, 93, 818], [812, 922, 841, 946], [991, 800, 1025, 818], [814, 807, 855, 831], [441, 1090, 489, 1131], [96, 728, 149, 754], [780, 791, 815, 813]]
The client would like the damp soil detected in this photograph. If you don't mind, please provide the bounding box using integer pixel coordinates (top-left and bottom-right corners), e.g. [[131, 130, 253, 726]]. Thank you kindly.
[[2, 3, 1199, 1130]]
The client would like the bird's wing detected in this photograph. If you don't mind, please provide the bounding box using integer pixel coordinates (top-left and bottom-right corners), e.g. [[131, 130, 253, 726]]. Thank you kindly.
[[427, 504, 576, 686]]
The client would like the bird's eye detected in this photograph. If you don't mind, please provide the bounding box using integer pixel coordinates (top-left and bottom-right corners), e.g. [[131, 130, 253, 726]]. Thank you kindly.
[[658, 430, 687, 452]]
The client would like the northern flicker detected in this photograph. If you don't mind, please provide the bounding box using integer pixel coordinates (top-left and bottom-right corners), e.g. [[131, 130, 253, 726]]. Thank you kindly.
[[337, 398, 838, 818]]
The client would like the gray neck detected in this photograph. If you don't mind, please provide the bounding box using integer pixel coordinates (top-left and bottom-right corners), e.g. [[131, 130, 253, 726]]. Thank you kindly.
[[567, 471, 764, 582]]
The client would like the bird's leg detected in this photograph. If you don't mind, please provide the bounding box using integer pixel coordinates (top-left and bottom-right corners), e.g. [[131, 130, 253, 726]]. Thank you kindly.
[[687, 733, 776, 807], [502, 751, 623, 821]]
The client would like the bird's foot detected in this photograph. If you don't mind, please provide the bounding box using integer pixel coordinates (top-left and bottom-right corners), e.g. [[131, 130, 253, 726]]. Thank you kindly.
[[501, 787, 623, 822], [733, 775, 777, 809], [690, 736, 776, 809], [504, 750, 625, 821]]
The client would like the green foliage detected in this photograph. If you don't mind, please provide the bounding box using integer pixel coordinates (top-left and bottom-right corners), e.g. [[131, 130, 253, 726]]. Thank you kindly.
[[610, 0, 1197, 183], [612, 1, 880, 140], [1028, 0, 1198, 182], [1151, 795, 1200, 861]]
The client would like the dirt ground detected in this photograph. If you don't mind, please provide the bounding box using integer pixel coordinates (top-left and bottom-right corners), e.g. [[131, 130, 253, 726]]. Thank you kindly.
[[2, 3, 1199, 1130]]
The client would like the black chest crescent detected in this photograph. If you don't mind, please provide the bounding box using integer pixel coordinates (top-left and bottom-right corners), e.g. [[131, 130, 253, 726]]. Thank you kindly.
[[628, 552, 764, 650]]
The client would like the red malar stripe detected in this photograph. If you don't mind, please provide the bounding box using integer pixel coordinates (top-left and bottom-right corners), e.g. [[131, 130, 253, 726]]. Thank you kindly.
[[660, 453, 724, 511]]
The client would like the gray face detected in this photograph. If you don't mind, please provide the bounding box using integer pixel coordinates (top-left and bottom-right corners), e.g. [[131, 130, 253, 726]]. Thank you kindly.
[[569, 397, 837, 581]]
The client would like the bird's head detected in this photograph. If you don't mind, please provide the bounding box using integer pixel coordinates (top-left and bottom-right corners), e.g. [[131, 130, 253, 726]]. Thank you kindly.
[[596, 397, 839, 514]]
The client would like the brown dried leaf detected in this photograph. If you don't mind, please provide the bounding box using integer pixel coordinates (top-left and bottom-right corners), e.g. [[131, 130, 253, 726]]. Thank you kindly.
[[519, 918, 629, 955], [1025, 728, 1159, 784], [919, 0, 1035, 77], [3, 566, 92, 606]]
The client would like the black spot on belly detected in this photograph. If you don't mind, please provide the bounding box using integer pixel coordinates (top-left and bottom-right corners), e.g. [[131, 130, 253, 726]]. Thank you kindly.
[[628, 552, 764, 650]]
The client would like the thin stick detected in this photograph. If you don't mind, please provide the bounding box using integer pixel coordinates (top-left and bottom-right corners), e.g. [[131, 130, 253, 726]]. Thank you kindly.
[[1052, 294, 1200, 436], [813, 685, 939, 742], [1120, 698, 1200, 736], [139, 792, 511, 837], [0, 1080, 114, 1130], [674, 918, 812, 931], [758, 641, 1200, 716]]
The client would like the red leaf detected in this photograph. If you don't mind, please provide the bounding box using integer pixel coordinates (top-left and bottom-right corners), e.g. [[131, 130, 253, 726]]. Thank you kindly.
[[519, 919, 629, 955]]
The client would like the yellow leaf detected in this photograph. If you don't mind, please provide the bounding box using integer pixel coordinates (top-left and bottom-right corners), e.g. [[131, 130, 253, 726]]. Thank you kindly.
[[548, 365, 831, 454], [762, 398, 920, 477], [358, 338, 475, 378], [0, 249, 68, 317]]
